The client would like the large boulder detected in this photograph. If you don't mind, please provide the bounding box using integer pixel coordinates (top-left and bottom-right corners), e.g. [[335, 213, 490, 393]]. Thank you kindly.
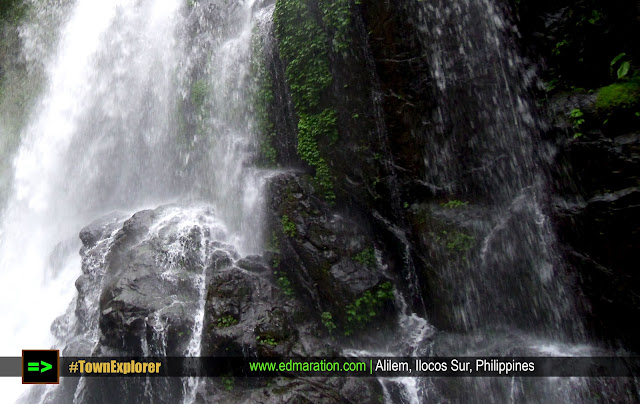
[[50, 203, 385, 403]]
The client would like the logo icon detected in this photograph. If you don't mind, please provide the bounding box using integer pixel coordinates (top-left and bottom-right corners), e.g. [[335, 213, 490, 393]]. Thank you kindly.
[[22, 350, 59, 384]]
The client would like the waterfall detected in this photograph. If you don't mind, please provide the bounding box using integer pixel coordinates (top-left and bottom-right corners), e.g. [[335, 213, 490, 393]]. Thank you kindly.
[[370, 0, 629, 401], [412, 0, 582, 337], [1, 0, 637, 402], [0, 0, 265, 402]]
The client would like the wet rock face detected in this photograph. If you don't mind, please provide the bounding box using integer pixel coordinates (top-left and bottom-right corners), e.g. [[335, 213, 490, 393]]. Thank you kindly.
[[202, 254, 311, 358], [545, 85, 640, 350], [503, 0, 640, 349], [554, 185, 640, 349], [264, 172, 396, 334], [69, 202, 384, 403], [96, 207, 214, 356]]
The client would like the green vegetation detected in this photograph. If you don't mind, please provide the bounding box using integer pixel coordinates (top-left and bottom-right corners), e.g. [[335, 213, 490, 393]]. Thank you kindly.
[[274, 0, 332, 111], [0, 0, 26, 23], [256, 335, 278, 347], [274, 0, 350, 202], [433, 230, 476, 254], [221, 375, 234, 391], [190, 79, 208, 110], [443, 231, 475, 253], [318, 0, 352, 53], [274, 271, 294, 297], [353, 247, 376, 268], [297, 111, 337, 200], [251, 30, 278, 165], [321, 311, 336, 334], [595, 81, 640, 114], [570, 108, 585, 138], [610, 53, 631, 80], [267, 231, 280, 252], [552, 39, 569, 57], [216, 315, 238, 328], [281, 215, 296, 237], [344, 282, 394, 336], [441, 200, 468, 208]]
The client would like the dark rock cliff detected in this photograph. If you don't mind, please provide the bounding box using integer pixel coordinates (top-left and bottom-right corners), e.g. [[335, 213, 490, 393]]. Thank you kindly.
[[508, 0, 640, 350], [261, 0, 640, 351]]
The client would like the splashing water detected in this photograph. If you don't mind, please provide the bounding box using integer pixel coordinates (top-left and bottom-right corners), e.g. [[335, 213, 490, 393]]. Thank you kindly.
[[0, 0, 268, 402]]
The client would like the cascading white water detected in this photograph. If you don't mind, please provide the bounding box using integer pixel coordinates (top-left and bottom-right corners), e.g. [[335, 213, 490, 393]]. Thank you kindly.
[[0, 0, 266, 402], [364, 0, 628, 402], [411, 0, 580, 335]]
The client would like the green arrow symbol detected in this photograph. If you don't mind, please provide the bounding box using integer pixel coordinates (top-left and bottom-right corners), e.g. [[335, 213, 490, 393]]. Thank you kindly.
[[40, 361, 52, 373]]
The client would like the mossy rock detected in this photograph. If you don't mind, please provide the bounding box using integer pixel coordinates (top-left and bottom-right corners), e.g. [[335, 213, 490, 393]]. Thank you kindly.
[[0, 0, 26, 23], [595, 81, 640, 116]]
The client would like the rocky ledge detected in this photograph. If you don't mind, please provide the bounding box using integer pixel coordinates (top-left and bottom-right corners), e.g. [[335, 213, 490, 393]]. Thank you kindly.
[[50, 180, 398, 402]]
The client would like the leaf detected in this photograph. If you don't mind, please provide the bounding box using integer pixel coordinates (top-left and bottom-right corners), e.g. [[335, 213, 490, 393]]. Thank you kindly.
[[610, 53, 626, 67], [617, 62, 630, 79]]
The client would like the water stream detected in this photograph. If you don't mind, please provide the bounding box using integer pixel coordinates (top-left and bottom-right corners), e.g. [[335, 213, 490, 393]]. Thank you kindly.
[[0, 0, 265, 402]]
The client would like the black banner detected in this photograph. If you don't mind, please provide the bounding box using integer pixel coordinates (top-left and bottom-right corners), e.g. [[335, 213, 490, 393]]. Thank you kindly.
[[52, 357, 640, 378], [4, 356, 640, 378]]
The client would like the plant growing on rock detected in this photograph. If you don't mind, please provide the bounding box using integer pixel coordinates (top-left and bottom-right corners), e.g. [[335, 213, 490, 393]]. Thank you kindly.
[[191, 79, 208, 109], [321, 312, 336, 334], [256, 335, 278, 347], [610, 53, 631, 80], [274, 0, 349, 202], [441, 200, 468, 208], [221, 375, 234, 391], [446, 232, 475, 253], [596, 81, 640, 114], [344, 282, 394, 336], [0, 0, 26, 23], [281, 215, 296, 237], [216, 315, 238, 328], [274, 271, 294, 297], [353, 247, 376, 268], [570, 108, 585, 138], [251, 29, 278, 166], [435, 230, 476, 254]]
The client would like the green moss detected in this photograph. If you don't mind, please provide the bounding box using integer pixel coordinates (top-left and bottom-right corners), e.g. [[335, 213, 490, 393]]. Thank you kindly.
[[353, 247, 376, 268], [191, 79, 208, 110], [221, 375, 234, 391], [441, 200, 468, 209], [318, 0, 352, 53], [321, 311, 336, 333], [595, 81, 640, 113], [274, 0, 332, 111], [216, 315, 238, 328], [439, 230, 475, 253], [256, 335, 278, 347], [251, 29, 278, 165], [274, 0, 346, 202], [274, 271, 294, 297], [344, 282, 394, 336], [0, 0, 26, 23], [297, 110, 337, 200], [281, 215, 296, 237]]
